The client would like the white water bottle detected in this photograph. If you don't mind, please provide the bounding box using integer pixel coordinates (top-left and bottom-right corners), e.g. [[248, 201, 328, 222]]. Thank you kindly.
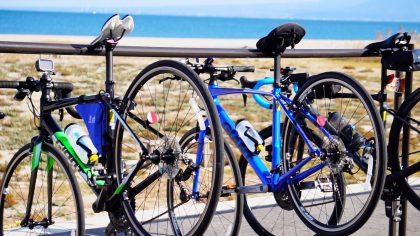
[[64, 123, 99, 164], [236, 119, 264, 154]]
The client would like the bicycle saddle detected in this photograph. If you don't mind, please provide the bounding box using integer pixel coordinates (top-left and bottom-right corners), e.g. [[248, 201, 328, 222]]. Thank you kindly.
[[91, 14, 134, 46], [257, 23, 305, 54], [365, 32, 411, 53]]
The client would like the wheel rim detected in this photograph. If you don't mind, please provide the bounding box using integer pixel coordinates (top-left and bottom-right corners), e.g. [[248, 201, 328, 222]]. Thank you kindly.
[[285, 76, 384, 233]]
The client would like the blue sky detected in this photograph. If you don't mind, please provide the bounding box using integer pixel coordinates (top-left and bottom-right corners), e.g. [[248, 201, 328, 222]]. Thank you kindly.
[[1, 0, 420, 22]]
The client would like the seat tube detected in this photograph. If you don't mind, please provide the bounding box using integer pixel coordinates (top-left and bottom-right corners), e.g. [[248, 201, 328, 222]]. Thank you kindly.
[[272, 53, 282, 187], [273, 53, 282, 88], [105, 41, 116, 99], [105, 41, 117, 169]]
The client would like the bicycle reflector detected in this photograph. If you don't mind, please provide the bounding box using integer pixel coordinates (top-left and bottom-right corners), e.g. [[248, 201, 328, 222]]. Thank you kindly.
[[316, 115, 327, 127], [387, 74, 395, 84], [147, 111, 158, 124]]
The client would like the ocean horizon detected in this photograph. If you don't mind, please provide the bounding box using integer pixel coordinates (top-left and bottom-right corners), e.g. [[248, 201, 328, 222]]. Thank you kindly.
[[0, 9, 419, 40]]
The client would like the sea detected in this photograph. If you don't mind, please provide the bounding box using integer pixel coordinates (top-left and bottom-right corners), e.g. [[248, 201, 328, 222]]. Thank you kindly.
[[0, 9, 420, 40]]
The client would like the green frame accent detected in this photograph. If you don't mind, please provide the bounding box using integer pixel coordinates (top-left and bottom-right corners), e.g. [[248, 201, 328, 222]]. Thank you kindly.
[[114, 183, 126, 195], [31, 141, 42, 171], [47, 156, 55, 173], [53, 131, 90, 174]]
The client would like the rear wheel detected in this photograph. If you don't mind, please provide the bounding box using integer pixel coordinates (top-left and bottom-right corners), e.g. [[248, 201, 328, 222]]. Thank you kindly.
[[0, 143, 84, 235], [115, 60, 224, 235], [284, 72, 386, 235], [179, 128, 243, 236], [239, 126, 315, 236]]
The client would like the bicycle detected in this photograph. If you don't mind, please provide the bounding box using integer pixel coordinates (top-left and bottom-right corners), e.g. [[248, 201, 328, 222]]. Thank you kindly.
[[363, 33, 420, 217], [0, 14, 225, 235], [189, 23, 387, 235]]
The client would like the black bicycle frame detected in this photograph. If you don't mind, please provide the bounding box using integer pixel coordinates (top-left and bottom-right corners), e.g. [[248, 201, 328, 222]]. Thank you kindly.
[[24, 41, 151, 216]]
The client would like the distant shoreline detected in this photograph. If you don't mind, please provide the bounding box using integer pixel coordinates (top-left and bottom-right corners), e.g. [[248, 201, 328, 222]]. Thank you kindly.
[[0, 34, 374, 49]]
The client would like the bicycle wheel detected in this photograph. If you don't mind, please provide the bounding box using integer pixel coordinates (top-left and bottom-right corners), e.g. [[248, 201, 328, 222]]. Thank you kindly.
[[0, 143, 84, 235], [114, 60, 224, 235], [388, 88, 420, 210], [239, 126, 315, 236], [283, 72, 386, 235], [179, 128, 243, 236]]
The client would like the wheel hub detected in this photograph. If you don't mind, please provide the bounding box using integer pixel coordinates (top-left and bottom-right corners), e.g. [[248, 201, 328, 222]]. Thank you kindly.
[[322, 135, 349, 174], [153, 137, 183, 179]]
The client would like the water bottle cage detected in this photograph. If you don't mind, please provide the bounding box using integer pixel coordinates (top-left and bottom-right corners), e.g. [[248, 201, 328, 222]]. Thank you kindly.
[[244, 127, 264, 154], [76, 138, 93, 157]]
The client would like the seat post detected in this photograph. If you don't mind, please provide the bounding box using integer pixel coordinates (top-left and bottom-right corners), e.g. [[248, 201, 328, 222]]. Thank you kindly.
[[105, 40, 117, 99], [273, 53, 282, 88]]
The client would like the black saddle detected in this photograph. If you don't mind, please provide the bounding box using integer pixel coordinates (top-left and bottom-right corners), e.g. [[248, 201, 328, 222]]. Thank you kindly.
[[365, 32, 411, 54], [257, 23, 306, 54]]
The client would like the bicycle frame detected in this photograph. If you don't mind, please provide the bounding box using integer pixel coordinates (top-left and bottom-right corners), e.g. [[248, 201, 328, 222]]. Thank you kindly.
[[208, 81, 332, 192], [27, 41, 149, 209]]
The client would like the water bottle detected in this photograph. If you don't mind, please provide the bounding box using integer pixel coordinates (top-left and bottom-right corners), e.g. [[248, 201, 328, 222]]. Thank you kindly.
[[64, 123, 99, 164], [236, 119, 264, 154], [328, 112, 366, 149]]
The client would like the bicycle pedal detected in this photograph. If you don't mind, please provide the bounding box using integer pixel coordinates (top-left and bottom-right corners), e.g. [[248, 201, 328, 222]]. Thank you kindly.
[[94, 175, 114, 185], [315, 175, 333, 192], [221, 185, 237, 197]]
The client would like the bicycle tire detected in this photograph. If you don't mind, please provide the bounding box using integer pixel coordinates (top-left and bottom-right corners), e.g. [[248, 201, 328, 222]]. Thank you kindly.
[[0, 143, 84, 235], [387, 87, 420, 210], [239, 126, 309, 235], [284, 72, 386, 235], [114, 60, 224, 235], [239, 124, 343, 236], [179, 128, 243, 236]]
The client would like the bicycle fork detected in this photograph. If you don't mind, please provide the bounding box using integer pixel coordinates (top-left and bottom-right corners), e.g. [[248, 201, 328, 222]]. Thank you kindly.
[[20, 136, 54, 229]]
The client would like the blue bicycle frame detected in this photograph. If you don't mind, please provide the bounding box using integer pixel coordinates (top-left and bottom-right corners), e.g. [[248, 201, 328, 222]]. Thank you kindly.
[[206, 77, 335, 192]]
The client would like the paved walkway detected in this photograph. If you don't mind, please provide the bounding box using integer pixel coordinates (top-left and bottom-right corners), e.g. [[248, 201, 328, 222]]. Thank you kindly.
[[83, 199, 420, 235]]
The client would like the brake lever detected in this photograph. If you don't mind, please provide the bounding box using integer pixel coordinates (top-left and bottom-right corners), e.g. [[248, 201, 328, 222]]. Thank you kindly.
[[242, 94, 248, 107], [240, 80, 248, 107]]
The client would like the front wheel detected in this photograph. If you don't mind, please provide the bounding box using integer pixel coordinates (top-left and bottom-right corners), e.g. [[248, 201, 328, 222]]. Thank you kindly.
[[387, 88, 420, 210], [0, 143, 84, 235], [284, 72, 386, 235], [114, 60, 224, 235]]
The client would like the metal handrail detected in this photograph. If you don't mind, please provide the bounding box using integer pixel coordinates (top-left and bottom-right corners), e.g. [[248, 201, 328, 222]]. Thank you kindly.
[[0, 41, 375, 58]]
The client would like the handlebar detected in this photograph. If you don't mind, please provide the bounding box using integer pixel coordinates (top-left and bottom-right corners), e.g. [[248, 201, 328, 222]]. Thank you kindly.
[[0, 79, 81, 119], [0, 79, 73, 93], [240, 72, 309, 109], [227, 66, 255, 73]]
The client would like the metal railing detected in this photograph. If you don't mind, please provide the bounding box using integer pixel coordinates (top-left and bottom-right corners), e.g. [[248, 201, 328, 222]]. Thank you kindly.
[[0, 41, 375, 58]]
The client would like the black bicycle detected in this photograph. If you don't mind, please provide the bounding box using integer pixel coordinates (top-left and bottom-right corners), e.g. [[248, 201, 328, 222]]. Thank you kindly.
[[364, 33, 420, 211], [0, 15, 224, 235]]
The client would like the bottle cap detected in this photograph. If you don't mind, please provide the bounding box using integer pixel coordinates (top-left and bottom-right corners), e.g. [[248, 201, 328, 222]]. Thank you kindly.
[[89, 154, 99, 163]]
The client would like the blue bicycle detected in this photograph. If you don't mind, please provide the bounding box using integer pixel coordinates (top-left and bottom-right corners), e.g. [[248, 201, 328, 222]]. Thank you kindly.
[[188, 23, 386, 235]]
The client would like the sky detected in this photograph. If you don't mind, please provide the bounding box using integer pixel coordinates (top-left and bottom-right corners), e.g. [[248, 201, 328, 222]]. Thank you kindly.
[[1, 0, 420, 22]]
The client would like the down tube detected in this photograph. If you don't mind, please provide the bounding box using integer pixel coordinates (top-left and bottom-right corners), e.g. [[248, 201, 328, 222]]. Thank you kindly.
[[214, 97, 271, 185]]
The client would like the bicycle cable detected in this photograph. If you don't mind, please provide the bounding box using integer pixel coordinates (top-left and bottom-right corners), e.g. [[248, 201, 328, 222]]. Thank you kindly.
[[26, 92, 40, 127]]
